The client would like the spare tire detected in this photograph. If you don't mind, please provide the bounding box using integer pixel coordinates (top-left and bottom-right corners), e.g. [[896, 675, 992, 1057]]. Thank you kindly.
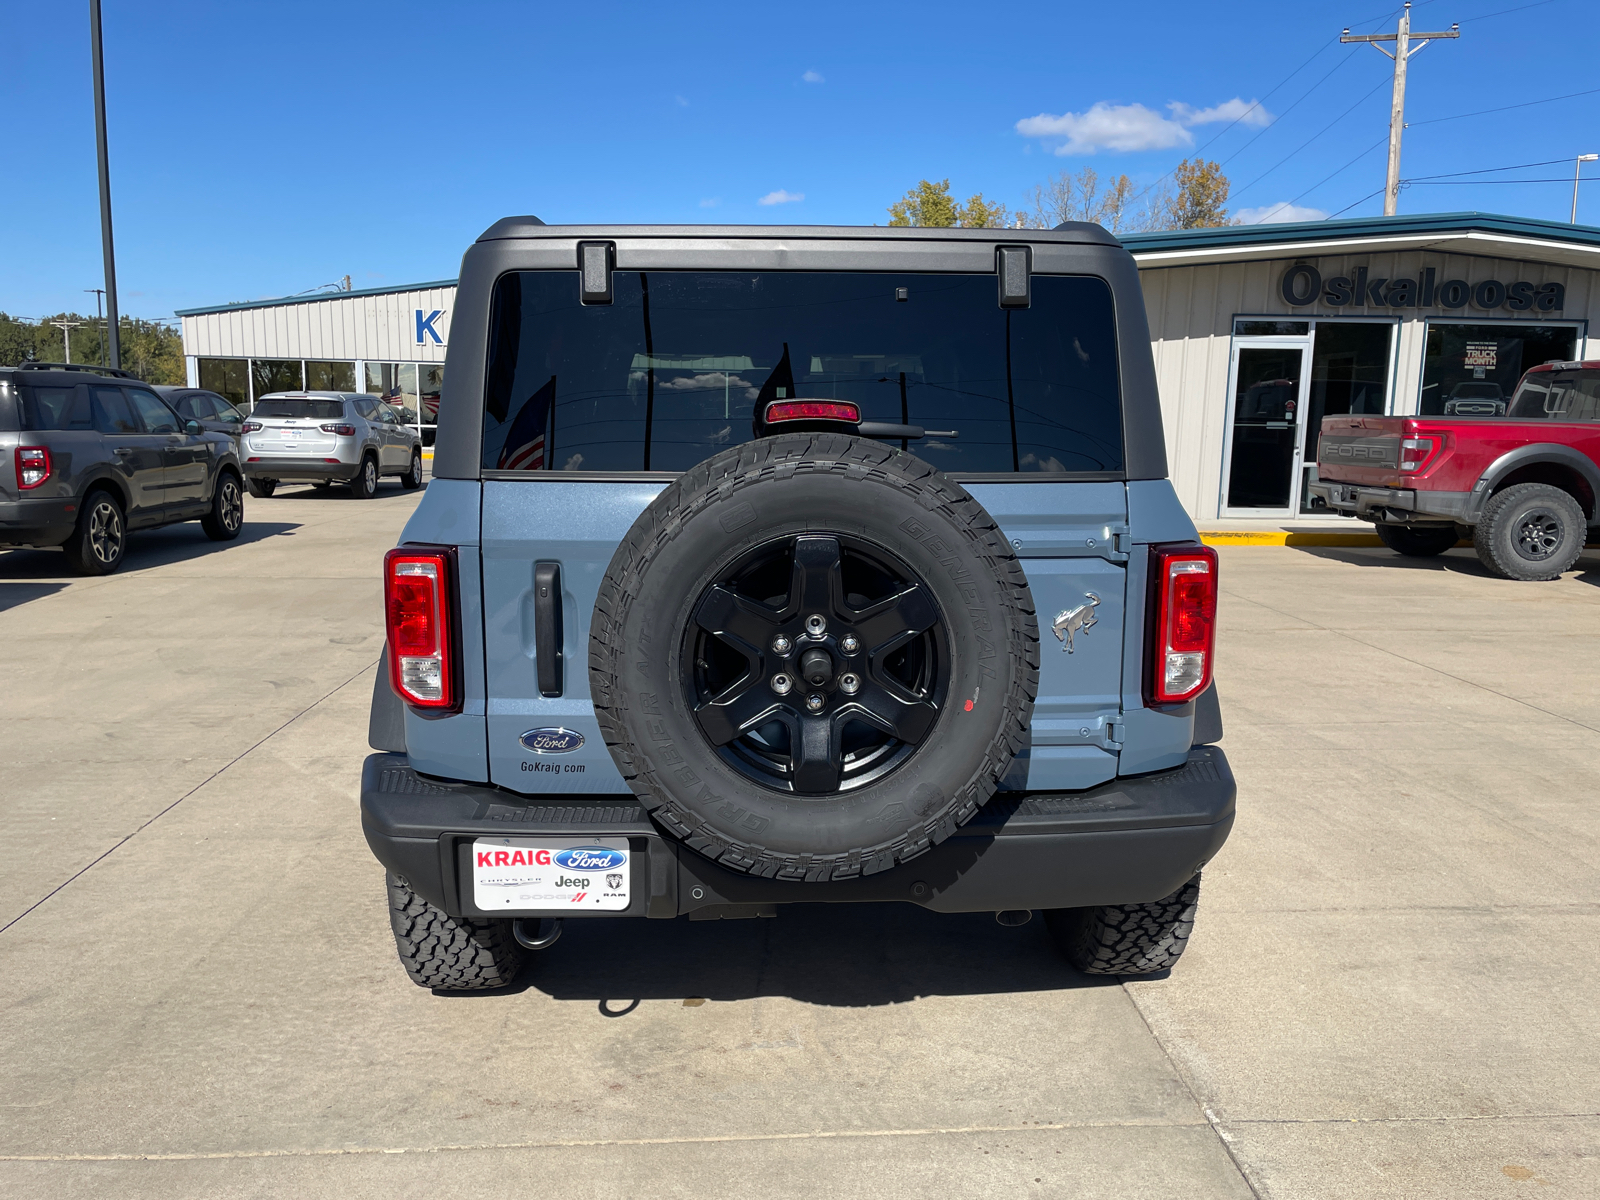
[[590, 433, 1038, 881]]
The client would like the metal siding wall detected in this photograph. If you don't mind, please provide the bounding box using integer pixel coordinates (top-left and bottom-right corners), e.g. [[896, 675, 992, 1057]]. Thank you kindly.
[[178, 286, 460, 363]]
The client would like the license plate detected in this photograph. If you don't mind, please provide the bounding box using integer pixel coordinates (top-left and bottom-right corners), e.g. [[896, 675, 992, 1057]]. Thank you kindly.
[[472, 836, 630, 911]]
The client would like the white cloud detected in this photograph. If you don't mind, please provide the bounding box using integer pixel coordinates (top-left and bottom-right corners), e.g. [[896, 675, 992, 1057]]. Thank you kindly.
[[699, 197, 721, 208], [758, 189, 804, 205], [674, 94, 689, 107], [802, 69, 824, 83], [1168, 97, 1272, 128], [1235, 202, 1328, 225], [1016, 96, 1271, 156]]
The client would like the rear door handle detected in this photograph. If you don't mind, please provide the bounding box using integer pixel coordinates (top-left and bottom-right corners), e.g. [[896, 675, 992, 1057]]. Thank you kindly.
[[534, 562, 564, 698], [113, 446, 134, 455]]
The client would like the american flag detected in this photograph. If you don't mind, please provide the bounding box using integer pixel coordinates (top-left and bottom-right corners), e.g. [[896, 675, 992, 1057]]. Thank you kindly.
[[497, 375, 556, 471]]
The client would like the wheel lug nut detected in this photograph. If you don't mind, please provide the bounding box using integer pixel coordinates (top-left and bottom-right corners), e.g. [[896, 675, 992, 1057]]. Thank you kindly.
[[806, 693, 825, 713], [771, 673, 793, 696], [840, 634, 860, 655], [772, 634, 792, 655], [805, 613, 827, 636], [839, 672, 861, 695]]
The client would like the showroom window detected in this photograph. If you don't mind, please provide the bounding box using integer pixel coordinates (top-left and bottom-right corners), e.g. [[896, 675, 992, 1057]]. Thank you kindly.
[[305, 361, 355, 391], [197, 358, 249, 408], [252, 359, 303, 400], [1420, 324, 1578, 416]]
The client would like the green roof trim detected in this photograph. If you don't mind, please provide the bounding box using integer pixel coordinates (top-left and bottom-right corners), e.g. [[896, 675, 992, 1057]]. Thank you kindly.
[[1119, 211, 1600, 255], [174, 278, 460, 318]]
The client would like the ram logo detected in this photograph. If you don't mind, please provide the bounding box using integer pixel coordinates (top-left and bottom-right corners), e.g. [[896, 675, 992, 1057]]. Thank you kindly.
[[1052, 593, 1100, 653]]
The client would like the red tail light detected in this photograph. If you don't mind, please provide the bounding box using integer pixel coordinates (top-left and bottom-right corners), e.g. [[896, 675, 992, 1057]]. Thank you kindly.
[[15, 446, 51, 489], [321, 423, 357, 435], [1399, 436, 1437, 472], [765, 400, 861, 424], [385, 547, 458, 710], [241, 420, 262, 433], [1146, 544, 1218, 706]]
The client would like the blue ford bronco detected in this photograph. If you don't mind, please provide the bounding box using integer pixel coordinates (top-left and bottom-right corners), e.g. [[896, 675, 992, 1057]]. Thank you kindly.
[[361, 221, 1234, 989]]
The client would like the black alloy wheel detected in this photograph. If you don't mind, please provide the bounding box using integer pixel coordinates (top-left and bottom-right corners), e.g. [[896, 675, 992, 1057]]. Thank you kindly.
[[685, 533, 948, 795], [1474, 482, 1587, 581], [1514, 508, 1564, 561]]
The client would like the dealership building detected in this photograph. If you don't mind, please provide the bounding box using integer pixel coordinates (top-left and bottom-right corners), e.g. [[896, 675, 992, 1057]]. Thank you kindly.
[[176, 211, 1599, 525]]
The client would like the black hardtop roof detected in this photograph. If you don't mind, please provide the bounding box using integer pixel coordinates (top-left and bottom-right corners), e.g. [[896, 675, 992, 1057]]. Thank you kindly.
[[475, 218, 1121, 248]]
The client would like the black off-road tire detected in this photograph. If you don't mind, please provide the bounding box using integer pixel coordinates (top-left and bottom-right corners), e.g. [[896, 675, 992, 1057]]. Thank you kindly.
[[1045, 874, 1201, 976], [1373, 522, 1458, 557], [386, 872, 526, 990], [201, 472, 244, 541], [62, 489, 126, 576], [590, 432, 1039, 882], [401, 448, 423, 490], [350, 454, 379, 499], [246, 477, 277, 498], [1473, 482, 1586, 581]]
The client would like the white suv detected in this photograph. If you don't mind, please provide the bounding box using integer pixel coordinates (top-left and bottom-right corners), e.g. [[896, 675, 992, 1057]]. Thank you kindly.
[[242, 392, 422, 498]]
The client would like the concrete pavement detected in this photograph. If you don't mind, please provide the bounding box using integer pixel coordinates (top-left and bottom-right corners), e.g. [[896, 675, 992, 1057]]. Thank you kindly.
[[1, 483, 1596, 1198]]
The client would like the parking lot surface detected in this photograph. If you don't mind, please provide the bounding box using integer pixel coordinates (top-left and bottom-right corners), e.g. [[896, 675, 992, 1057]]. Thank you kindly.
[[2, 484, 1597, 1199]]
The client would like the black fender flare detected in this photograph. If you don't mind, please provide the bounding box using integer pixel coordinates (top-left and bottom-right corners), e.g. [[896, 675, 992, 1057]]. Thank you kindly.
[[1466, 444, 1600, 523], [77, 470, 132, 514]]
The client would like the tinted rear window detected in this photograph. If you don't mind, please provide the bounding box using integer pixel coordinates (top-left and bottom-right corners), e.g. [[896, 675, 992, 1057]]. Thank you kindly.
[[19, 385, 94, 431], [254, 398, 346, 419], [1508, 370, 1600, 421], [482, 271, 1122, 475]]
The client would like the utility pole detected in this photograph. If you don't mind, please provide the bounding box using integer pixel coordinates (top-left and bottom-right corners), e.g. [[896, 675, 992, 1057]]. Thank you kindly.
[[90, 0, 121, 369], [1342, 3, 1459, 217], [50, 320, 84, 364], [1573, 154, 1598, 224], [84, 289, 106, 365]]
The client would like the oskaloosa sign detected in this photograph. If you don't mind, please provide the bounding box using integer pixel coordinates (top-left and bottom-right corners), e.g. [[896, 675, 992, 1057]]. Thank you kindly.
[[1281, 263, 1565, 312]]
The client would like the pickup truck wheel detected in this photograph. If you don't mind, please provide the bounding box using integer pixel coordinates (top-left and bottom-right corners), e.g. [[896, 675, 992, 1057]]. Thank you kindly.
[[200, 472, 244, 541], [386, 872, 525, 990], [1045, 874, 1201, 976], [1373, 523, 1458, 557], [1473, 483, 1586, 581], [591, 432, 1038, 882], [246, 478, 277, 498]]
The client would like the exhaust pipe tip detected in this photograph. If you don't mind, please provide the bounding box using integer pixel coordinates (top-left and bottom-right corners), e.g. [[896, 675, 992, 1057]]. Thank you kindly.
[[513, 917, 563, 950], [995, 909, 1033, 928]]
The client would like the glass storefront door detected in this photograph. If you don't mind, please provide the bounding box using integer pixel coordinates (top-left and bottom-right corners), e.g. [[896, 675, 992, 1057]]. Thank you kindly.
[[1223, 337, 1312, 515]]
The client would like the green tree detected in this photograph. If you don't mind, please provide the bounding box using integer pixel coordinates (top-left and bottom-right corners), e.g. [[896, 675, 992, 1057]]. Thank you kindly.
[[0, 311, 184, 383], [888, 179, 1013, 228], [1162, 158, 1234, 229]]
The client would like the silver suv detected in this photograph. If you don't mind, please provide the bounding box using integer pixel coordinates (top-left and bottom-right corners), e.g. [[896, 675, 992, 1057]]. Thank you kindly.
[[242, 392, 422, 498]]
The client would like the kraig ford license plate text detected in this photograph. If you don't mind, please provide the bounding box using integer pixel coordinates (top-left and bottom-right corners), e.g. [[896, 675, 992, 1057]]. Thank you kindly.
[[471, 837, 630, 911]]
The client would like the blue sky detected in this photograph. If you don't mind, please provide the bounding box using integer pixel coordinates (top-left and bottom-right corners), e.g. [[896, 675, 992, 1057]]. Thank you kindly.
[[4, 0, 1597, 320]]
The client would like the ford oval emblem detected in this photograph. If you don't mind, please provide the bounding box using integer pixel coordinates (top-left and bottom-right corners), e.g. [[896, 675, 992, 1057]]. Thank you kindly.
[[554, 846, 627, 871], [519, 727, 585, 754]]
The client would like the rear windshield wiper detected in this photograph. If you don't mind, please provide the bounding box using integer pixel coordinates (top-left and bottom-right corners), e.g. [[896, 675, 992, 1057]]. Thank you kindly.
[[857, 422, 958, 440]]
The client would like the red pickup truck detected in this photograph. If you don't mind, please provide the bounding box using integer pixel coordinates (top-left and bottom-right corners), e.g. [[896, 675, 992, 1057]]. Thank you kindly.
[[1308, 360, 1600, 580]]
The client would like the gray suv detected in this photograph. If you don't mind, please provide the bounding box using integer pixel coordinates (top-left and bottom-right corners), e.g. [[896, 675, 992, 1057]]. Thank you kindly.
[[242, 392, 422, 498], [0, 364, 246, 575]]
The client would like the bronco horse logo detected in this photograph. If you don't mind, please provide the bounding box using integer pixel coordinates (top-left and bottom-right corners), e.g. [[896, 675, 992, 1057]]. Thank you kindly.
[[1052, 593, 1100, 653]]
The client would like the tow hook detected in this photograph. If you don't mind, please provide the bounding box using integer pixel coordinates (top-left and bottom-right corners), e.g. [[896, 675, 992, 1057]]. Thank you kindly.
[[512, 917, 563, 950]]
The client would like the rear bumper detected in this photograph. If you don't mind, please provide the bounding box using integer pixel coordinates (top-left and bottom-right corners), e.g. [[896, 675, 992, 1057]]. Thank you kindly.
[[360, 746, 1236, 918], [0, 496, 77, 547], [1305, 480, 1473, 524], [242, 456, 354, 481]]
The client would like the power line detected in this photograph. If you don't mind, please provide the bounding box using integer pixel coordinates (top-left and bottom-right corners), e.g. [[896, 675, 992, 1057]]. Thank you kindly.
[[1232, 77, 1393, 203], [1406, 157, 1572, 179], [1406, 177, 1587, 184], [1408, 85, 1600, 126], [1327, 185, 1388, 218]]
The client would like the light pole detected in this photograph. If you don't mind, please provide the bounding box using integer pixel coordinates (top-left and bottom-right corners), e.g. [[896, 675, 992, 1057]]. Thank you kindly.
[[90, 0, 120, 370], [50, 320, 84, 364], [84, 288, 106, 365], [1573, 154, 1598, 224]]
